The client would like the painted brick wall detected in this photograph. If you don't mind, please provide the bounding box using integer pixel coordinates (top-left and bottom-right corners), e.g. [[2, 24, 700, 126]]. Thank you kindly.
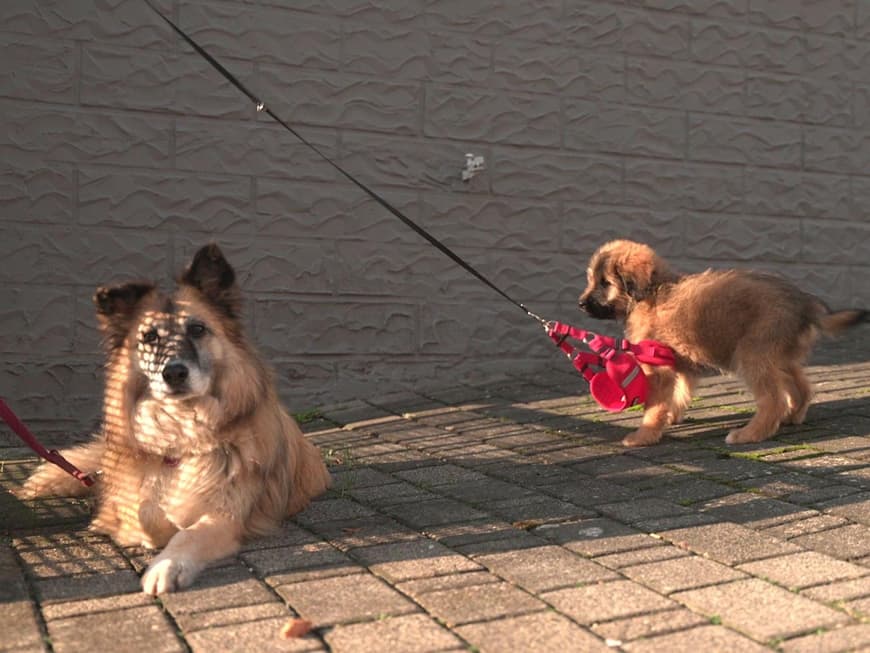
[[2, 0, 869, 434]]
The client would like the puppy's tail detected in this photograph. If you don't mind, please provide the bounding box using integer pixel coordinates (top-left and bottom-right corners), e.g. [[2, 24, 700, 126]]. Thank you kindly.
[[819, 308, 868, 336]]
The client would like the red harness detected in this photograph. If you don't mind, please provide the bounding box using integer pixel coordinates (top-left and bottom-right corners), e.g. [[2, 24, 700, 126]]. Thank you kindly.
[[0, 398, 95, 487], [547, 322, 676, 412]]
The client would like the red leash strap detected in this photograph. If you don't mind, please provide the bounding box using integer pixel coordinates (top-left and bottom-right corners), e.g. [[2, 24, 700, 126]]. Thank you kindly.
[[0, 398, 95, 487], [546, 322, 675, 412], [548, 322, 675, 367]]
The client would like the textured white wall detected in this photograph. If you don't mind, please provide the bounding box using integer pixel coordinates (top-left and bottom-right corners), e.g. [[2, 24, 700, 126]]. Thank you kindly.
[[2, 0, 869, 436]]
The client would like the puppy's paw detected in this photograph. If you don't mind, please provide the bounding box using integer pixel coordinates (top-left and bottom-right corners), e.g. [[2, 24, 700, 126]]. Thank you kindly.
[[725, 427, 772, 445], [622, 428, 663, 447], [141, 554, 203, 595]]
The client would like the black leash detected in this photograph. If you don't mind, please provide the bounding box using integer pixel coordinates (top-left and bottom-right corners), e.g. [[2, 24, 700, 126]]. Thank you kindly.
[[143, 0, 547, 326]]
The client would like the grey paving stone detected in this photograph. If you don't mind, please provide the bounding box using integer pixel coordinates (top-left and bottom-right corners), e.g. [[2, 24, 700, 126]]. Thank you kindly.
[[817, 491, 870, 525], [41, 592, 153, 620], [673, 578, 850, 641], [594, 544, 690, 569], [453, 533, 547, 558], [487, 494, 596, 524], [241, 540, 352, 576], [591, 607, 708, 644], [633, 511, 719, 533], [47, 604, 185, 653], [785, 483, 864, 506], [439, 477, 536, 503], [17, 541, 129, 578], [737, 551, 868, 590], [762, 514, 850, 539], [348, 538, 481, 582], [801, 576, 870, 603], [846, 595, 870, 617], [158, 565, 277, 615], [475, 544, 619, 592], [174, 602, 289, 633], [325, 614, 463, 653], [327, 466, 397, 490], [306, 516, 421, 550], [292, 498, 378, 526], [534, 517, 663, 557], [394, 464, 490, 486], [274, 573, 418, 625], [598, 497, 692, 524], [622, 555, 747, 594], [346, 480, 439, 506], [658, 522, 802, 565], [265, 564, 364, 588], [644, 476, 734, 504], [0, 601, 45, 650], [380, 498, 488, 529], [413, 581, 545, 627], [0, 549, 32, 603], [34, 570, 142, 604], [670, 456, 781, 482], [542, 580, 676, 625], [698, 492, 817, 529], [781, 623, 870, 653], [791, 523, 870, 560], [538, 477, 637, 505], [622, 624, 770, 652], [185, 615, 324, 652], [456, 611, 611, 653], [396, 571, 502, 597], [425, 518, 521, 548], [237, 523, 320, 552]]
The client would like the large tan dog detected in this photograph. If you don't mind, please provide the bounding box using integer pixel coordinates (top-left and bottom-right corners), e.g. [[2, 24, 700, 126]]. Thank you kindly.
[[21, 244, 331, 594], [579, 240, 865, 447]]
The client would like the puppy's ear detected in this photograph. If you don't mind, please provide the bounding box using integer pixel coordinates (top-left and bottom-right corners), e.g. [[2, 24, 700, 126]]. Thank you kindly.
[[181, 243, 241, 318], [622, 273, 652, 302], [93, 282, 155, 348], [618, 249, 672, 302]]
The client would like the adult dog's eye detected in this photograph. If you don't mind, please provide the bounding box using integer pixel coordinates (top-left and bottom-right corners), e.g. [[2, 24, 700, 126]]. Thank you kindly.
[[187, 322, 207, 339], [600, 278, 610, 288], [142, 329, 159, 344]]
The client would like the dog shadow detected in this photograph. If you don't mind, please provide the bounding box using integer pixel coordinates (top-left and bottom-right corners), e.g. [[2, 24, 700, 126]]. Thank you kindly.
[[2, 380, 868, 620]]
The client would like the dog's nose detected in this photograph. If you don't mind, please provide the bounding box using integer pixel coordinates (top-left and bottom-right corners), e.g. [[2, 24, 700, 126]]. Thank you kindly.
[[162, 362, 189, 388], [578, 297, 587, 309]]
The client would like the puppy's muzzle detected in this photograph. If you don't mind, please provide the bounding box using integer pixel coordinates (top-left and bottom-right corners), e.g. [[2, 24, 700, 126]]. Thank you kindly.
[[162, 361, 189, 390], [579, 295, 615, 320]]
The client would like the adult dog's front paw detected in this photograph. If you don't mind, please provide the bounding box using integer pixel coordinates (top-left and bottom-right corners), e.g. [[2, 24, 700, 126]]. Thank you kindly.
[[141, 553, 203, 595]]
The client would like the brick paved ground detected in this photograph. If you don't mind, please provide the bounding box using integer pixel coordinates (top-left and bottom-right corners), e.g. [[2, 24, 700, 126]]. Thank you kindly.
[[2, 338, 870, 652]]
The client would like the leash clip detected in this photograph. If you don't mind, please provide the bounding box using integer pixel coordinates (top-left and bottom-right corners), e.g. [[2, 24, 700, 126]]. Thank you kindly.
[[256, 101, 265, 112]]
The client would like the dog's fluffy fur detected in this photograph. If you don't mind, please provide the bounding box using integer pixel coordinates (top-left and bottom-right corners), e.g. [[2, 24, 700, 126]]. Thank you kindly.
[[579, 239, 866, 447], [20, 244, 331, 594]]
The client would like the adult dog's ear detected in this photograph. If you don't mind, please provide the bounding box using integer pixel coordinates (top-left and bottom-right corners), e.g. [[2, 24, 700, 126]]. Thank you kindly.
[[181, 243, 241, 318], [93, 282, 155, 348]]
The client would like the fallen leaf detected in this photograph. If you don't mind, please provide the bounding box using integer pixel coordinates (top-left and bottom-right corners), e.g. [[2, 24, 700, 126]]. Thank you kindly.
[[279, 618, 313, 639]]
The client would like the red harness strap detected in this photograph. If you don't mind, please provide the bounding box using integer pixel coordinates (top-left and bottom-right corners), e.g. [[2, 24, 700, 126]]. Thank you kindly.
[[547, 322, 675, 412], [0, 398, 95, 487]]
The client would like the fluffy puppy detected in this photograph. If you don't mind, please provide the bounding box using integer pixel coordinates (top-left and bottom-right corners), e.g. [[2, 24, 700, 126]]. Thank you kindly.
[[579, 240, 866, 446]]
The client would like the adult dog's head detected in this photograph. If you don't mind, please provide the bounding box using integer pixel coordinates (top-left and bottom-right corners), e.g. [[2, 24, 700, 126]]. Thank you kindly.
[[93, 244, 259, 407], [578, 240, 675, 320]]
